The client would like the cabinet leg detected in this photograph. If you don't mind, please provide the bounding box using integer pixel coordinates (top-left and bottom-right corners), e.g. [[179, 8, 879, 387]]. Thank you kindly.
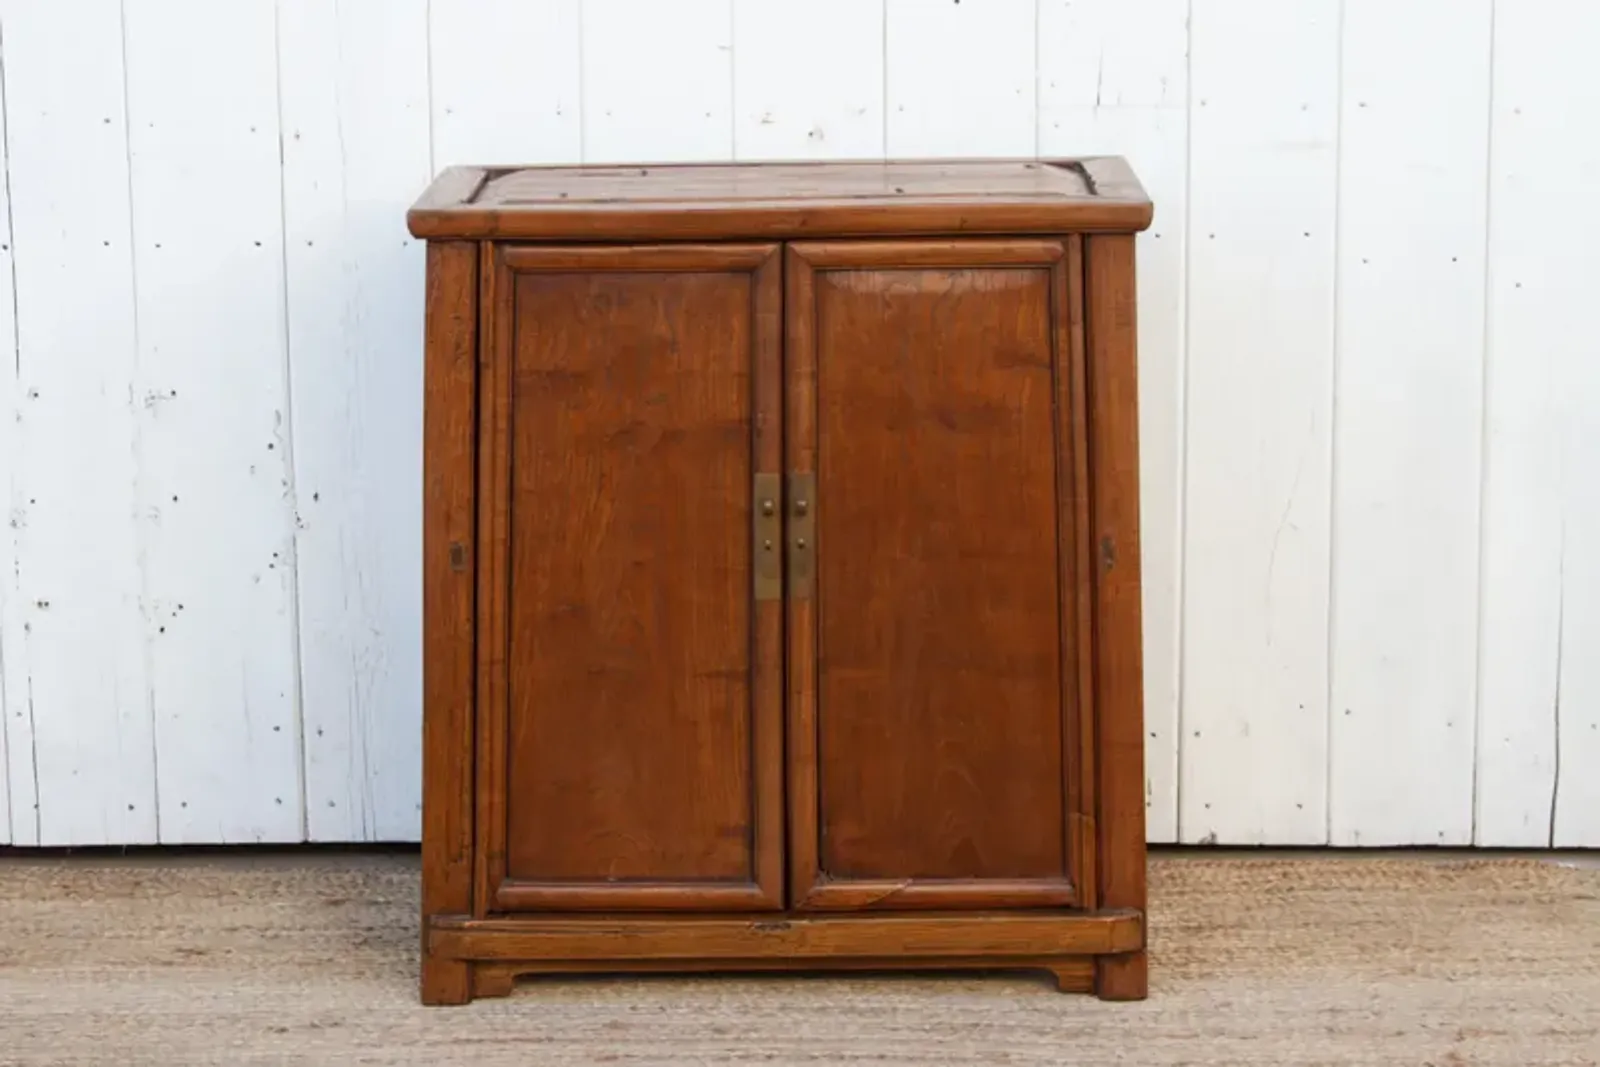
[[1094, 950, 1147, 1001], [420, 956, 473, 1006]]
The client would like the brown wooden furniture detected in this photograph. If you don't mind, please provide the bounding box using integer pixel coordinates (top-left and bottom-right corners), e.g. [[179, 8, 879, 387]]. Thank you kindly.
[[410, 159, 1152, 1005]]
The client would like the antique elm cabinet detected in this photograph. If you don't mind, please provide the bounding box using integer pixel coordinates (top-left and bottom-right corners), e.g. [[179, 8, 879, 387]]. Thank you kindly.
[[407, 159, 1152, 1004]]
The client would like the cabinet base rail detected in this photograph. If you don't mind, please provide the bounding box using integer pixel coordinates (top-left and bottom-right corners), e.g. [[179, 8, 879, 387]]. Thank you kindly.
[[423, 909, 1145, 1004]]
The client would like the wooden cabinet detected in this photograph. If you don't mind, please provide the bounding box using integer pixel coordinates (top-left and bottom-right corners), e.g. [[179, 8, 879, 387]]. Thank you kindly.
[[410, 160, 1152, 1005]]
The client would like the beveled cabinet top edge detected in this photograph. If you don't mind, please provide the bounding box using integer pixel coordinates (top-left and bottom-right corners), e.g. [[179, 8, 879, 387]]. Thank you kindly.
[[406, 157, 1152, 241]]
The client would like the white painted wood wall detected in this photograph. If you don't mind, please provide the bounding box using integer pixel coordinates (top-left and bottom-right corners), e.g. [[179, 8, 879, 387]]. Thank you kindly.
[[0, 0, 1595, 849]]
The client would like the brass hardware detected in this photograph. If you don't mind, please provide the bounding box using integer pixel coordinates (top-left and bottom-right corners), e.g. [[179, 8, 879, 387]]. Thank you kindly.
[[754, 473, 782, 601], [789, 472, 816, 599]]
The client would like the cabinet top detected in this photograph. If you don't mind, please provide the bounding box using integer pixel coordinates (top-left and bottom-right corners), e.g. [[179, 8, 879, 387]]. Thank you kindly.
[[406, 158, 1151, 242]]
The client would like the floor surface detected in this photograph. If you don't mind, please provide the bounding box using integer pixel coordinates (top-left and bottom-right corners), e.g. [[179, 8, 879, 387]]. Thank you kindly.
[[1, 851, 1597, 1065]]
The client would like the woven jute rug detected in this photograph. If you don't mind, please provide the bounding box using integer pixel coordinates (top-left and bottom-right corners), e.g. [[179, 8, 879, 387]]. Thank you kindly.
[[0, 852, 1596, 1065]]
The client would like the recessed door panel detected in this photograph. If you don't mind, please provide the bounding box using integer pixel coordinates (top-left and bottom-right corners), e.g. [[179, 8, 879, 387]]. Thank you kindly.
[[477, 243, 783, 912], [785, 239, 1094, 911]]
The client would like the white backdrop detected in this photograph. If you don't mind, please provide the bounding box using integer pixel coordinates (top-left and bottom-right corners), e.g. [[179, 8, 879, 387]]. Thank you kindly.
[[1, 0, 1596, 848]]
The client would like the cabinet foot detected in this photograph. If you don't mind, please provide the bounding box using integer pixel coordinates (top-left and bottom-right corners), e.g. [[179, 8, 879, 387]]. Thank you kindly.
[[1094, 950, 1147, 1001], [1044, 960, 1094, 993], [420, 956, 472, 1006], [470, 965, 520, 1000]]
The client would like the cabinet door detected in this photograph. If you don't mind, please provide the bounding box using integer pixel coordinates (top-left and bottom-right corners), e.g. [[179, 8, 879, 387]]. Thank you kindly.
[[785, 239, 1095, 912], [477, 243, 784, 912]]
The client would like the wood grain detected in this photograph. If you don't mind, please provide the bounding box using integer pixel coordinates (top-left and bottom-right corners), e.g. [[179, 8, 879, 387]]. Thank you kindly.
[[468, 955, 1095, 998], [407, 159, 1152, 240], [787, 240, 1086, 912], [784, 246, 822, 910], [1060, 235, 1098, 908], [419, 164, 1150, 1004], [748, 249, 786, 901], [500, 243, 777, 272], [430, 910, 1143, 961], [473, 241, 513, 921], [490, 244, 782, 910], [419, 240, 478, 1006], [1085, 235, 1149, 1001], [477, 161, 1091, 204]]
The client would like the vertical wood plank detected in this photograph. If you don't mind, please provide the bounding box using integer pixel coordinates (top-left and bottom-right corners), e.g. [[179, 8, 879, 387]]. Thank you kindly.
[[1060, 238, 1096, 897], [428, 0, 581, 167], [1553, 484, 1600, 845], [581, 0, 734, 163], [1180, 0, 1338, 844], [1037, 0, 1187, 845], [1479, 0, 1600, 847], [733, 0, 884, 161], [471, 243, 512, 916], [0, 0, 153, 846], [1330, 0, 1492, 846], [278, 0, 433, 842], [0, 7, 16, 845], [748, 249, 787, 909], [885, 0, 1035, 157], [782, 245, 819, 908], [123, 0, 300, 843], [419, 240, 478, 1005], [1086, 234, 1147, 1000]]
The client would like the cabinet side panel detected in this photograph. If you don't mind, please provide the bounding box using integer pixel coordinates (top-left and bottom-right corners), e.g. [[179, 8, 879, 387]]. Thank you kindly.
[[1085, 235, 1148, 1000], [421, 239, 479, 1004]]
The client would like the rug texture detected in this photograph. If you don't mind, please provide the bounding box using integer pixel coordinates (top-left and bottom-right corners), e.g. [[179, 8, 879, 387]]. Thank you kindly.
[[1, 853, 1596, 1065]]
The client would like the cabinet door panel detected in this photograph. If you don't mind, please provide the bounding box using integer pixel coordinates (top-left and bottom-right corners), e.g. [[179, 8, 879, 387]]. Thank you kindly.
[[477, 243, 783, 912], [786, 239, 1094, 912]]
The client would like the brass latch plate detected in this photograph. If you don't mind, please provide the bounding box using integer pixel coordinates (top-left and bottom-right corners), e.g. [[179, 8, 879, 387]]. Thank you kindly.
[[754, 472, 782, 601], [788, 472, 816, 599]]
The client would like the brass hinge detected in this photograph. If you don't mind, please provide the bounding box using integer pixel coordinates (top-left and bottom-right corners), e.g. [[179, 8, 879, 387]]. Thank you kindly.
[[753, 473, 782, 601], [788, 471, 816, 599]]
